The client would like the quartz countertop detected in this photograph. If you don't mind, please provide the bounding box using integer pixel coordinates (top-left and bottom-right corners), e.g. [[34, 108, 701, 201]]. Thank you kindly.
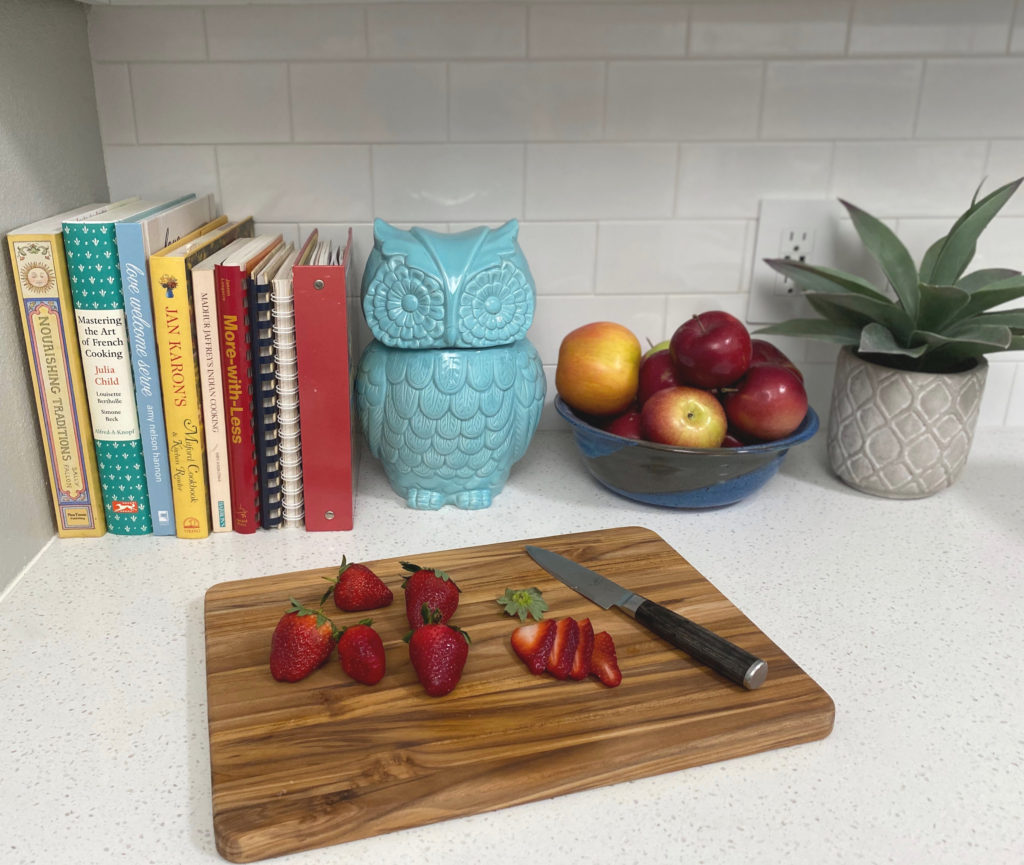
[[2, 428, 1022, 865]]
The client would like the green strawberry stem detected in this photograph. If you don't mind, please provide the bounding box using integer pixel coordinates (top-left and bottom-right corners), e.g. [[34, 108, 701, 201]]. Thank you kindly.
[[496, 586, 548, 622]]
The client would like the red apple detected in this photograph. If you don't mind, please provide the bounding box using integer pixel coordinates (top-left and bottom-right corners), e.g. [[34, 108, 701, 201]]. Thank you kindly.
[[722, 365, 808, 442], [602, 407, 643, 439], [670, 311, 752, 389], [556, 321, 641, 416], [750, 338, 804, 382], [640, 386, 727, 448], [637, 349, 684, 406], [721, 433, 746, 448]]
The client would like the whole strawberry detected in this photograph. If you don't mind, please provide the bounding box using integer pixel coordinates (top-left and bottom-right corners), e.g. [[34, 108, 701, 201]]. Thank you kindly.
[[337, 619, 386, 685], [322, 555, 393, 612], [405, 609, 470, 697], [401, 561, 460, 629], [269, 598, 339, 682]]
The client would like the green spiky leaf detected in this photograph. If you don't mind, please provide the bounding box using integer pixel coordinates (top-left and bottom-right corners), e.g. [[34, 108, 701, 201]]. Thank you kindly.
[[803, 291, 913, 340], [840, 199, 919, 319], [858, 323, 929, 359], [764, 258, 890, 300], [914, 284, 972, 333], [496, 587, 548, 622], [755, 317, 862, 344]]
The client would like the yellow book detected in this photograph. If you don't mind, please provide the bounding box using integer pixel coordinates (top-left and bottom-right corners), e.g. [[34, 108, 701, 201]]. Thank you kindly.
[[6, 202, 124, 537], [148, 216, 254, 538]]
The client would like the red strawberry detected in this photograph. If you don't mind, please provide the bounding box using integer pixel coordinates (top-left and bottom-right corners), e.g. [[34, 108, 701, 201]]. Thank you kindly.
[[569, 617, 595, 680], [322, 555, 393, 612], [590, 631, 622, 688], [269, 598, 339, 682], [545, 617, 580, 680], [337, 619, 386, 685], [401, 561, 460, 629], [510, 619, 556, 675], [405, 611, 471, 697]]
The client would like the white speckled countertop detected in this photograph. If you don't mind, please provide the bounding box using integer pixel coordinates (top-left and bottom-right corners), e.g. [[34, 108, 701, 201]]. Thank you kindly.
[[2, 429, 1023, 865]]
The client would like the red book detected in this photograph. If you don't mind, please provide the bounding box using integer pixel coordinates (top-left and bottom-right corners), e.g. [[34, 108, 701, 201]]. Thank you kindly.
[[214, 235, 282, 533], [292, 229, 356, 531]]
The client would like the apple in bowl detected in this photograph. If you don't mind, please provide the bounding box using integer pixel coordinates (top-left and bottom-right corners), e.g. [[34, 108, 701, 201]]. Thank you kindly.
[[640, 386, 727, 448]]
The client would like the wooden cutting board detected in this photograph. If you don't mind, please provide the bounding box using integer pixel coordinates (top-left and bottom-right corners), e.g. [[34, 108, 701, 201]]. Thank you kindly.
[[204, 525, 834, 862]]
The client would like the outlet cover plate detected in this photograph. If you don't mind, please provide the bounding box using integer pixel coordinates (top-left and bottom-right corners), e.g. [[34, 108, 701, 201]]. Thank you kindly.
[[747, 199, 844, 324]]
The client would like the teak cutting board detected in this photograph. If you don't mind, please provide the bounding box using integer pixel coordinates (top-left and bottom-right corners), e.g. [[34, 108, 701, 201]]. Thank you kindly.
[[204, 526, 834, 862]]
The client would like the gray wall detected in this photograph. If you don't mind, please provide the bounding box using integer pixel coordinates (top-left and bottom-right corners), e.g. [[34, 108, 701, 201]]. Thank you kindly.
[[0, 0, 108, 593]]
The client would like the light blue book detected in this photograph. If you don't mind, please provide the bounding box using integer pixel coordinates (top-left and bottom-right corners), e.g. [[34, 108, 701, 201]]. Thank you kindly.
[[115, 194, 216, 535]]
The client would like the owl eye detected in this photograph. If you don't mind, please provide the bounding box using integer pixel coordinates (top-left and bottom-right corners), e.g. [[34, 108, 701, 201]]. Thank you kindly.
[[456, 262, 532, 346], [367, 257, 446, 348]]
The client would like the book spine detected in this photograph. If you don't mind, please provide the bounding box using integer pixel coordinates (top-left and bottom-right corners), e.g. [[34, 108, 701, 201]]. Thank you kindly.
[[216, 264, 260, 534], [63, 221, 152, 534], [149, 255, 211, 539], [273, 274, 303, 528], [249, 276, 282, 529], [193, 270, 232, 532], [7, 232, 107, 537], [292, 234, 355, 531], [115, 221, 176, 535]]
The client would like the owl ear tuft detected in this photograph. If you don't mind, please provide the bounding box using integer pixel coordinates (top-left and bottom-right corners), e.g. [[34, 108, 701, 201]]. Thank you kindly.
[[373, 218, 407, 249], [492, 219, 519, 242]]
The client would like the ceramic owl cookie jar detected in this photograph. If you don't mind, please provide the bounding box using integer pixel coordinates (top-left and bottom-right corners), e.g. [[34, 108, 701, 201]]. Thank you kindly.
[[355, 218, 546, 510]]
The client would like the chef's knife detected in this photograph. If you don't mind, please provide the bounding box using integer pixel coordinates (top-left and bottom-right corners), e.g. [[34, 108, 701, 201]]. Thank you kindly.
[[524, 545, 767, 690]]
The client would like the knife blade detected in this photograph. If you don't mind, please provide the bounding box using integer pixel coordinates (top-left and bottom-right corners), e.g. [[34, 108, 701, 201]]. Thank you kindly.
[[524, 545, 767, 690]]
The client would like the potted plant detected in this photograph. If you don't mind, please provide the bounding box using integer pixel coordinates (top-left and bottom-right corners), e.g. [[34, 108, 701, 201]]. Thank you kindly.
[[757, 177, 1024, 498]]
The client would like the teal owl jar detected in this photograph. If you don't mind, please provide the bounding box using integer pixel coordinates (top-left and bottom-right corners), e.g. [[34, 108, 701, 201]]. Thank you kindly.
[[355, 219, 545, 510]]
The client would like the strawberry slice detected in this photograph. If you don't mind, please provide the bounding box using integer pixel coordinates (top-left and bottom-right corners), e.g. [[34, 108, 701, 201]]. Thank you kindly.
[[590, 631, 622, 687], [510, 619, 556, 675], [569, 617, 594, 680], [545, 617, 580, 680]]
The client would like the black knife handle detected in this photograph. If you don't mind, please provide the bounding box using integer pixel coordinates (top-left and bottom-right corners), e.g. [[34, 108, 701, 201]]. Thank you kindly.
[[633, 599, 767, 689]]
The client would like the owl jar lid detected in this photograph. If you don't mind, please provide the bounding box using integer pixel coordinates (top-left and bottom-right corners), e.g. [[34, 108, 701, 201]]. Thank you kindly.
[[361, 218, 538, 350]]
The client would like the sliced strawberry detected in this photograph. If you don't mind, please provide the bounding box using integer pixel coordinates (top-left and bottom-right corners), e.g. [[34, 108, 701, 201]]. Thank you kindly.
[[590, 631, 622, 687], [545, 617, 580, 680], [569, 617, 594, 680], [510, 619, 556, 675]]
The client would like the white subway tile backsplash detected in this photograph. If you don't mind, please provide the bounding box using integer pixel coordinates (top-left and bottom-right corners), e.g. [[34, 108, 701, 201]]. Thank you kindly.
[[676, 142, 832, 218], [595, 220, 749, 296], [205, 5, 367, 61], [291, 62, 447, 143], [368, 3, 526, 59], [528, 4, 688, 59], [917, 59, 1024, 139], [92, 63, 135, 146], [372, 144, 524, 221], [832, 142, 989, 215], [516, 222, 598, 295], [82, 1, 1024, 427], [132, 63, 291, 145], [762, 61, 922, 140], [689, 2, 850, 57], [86, 5, 205, 63], [218, 144, 373, 222], [606, 61, 762, 141], [525, 143, 677, 219], [449, 61, 604, 142], [850, 0, 1014, 56], [103, 144, 219, 203]]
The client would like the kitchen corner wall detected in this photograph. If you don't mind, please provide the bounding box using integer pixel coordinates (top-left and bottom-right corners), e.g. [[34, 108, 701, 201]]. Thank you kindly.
[[88, 0, 1024, 429]]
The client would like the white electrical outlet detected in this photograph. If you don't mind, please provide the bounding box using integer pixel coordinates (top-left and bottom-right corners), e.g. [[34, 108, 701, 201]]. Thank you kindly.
[[747, 199, 843, 324]]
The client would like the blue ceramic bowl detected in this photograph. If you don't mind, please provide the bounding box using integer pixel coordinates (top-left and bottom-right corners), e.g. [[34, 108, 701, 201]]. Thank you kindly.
[[555, 396, 819, 509]]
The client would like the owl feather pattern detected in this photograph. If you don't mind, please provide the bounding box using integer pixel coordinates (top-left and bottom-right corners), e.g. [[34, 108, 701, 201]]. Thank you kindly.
[[355, 218, 545, 510]]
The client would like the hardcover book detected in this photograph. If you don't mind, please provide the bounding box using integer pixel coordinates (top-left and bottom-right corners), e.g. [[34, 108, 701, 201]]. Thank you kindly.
[[191, 236, 255, 533], [292, 229, 356, 531], [7, 202, 119, 537], [148, 217, 254, 539], [115, 193, 216, 535], [214, 235, 283, 534], [63, 198, 185, 534]]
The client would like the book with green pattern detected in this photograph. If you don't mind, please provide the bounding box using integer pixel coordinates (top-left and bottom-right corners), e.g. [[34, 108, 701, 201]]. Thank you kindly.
[[63, 198, 185, 534]]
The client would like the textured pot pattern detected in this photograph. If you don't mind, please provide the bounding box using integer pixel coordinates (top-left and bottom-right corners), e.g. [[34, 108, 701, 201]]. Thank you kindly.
[[827, 347, 987, 499]]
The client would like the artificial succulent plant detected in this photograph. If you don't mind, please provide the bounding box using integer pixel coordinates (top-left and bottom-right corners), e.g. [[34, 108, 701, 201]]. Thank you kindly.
[[757, 177, 1024, 374]]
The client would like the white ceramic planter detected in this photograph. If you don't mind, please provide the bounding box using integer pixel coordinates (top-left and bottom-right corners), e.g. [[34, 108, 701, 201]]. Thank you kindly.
[[827, 347, 988, 499]]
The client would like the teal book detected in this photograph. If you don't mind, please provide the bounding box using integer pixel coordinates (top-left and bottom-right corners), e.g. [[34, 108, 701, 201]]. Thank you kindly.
[[63, 198, 187, 534]]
